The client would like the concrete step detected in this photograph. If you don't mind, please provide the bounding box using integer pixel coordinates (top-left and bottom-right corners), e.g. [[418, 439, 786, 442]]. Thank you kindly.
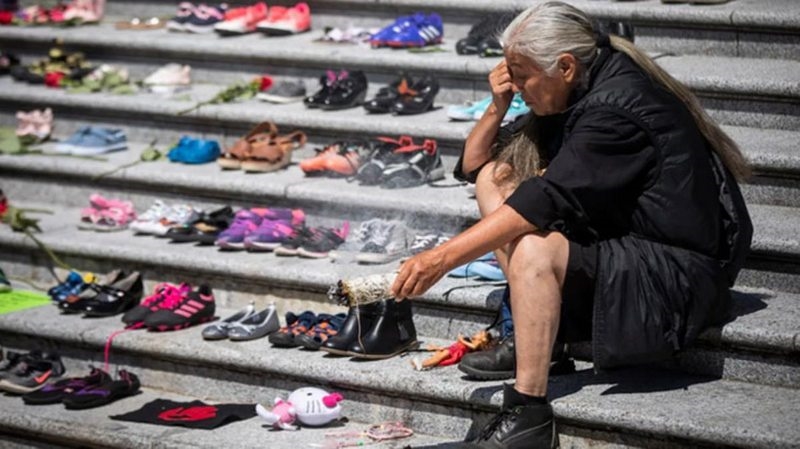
[[0, 203, 798, 389], [22, 0, 800, 59], [1, 24, 799, 129], [0, 385, 451, 449], [0, 305, 798, 448], [1, 116, 799, 209]]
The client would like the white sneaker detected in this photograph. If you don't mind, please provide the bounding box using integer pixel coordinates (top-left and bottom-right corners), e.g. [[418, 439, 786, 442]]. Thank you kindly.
[[356, 220, 411, 264], [143, 63, 191, 93], [130, 200, 170, 235], [149, 204, 202, 236]]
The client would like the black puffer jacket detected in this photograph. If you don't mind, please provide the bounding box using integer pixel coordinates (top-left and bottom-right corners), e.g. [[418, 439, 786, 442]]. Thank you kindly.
[[460, 47, 753, 368]]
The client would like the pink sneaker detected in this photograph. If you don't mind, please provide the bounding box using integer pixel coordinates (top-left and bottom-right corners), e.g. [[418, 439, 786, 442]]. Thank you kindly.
[[214, 2, 267, 35], [256, 2, 310, 35]]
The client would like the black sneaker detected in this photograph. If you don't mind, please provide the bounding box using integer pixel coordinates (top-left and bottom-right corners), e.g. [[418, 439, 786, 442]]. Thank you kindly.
[[143, 284, 216, 332], [356, 136, 416, 185], [456, 12, 517, 56], [0, 352, 65, 394], [22, 367, 110, 405], [390, 75, 439, 115], [468, 384, 559, 449], [363, 74, 411, 114], [380, 139, 445, 189], [296, 223, 349, 259], [166, 206, 234, 245], [274, 226, 312, 256], [0, 349, 25, 379]]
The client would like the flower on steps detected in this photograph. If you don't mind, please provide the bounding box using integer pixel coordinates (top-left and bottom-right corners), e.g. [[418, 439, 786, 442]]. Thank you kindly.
[[177, 74, 273, 116]]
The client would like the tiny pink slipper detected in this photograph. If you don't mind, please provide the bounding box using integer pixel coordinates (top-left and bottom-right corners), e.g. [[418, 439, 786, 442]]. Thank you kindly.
[[94, 206, 135, 232], [78, 206, 102, 231]]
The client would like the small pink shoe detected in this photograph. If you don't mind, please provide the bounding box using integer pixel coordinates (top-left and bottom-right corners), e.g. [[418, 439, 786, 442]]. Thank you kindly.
[[78, 194, 136, 231], [64, 0, 105, 23], [256, 2, 310, 35]]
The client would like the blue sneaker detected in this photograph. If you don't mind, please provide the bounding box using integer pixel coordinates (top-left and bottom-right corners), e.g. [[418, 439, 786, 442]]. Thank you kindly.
[[447, 93, 530, 124], [372, 13, 443, 48], [168, 136, 221, 164], [55, 127, 128, 155]]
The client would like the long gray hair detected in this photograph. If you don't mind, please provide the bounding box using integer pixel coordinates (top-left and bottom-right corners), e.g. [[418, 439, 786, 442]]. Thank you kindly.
[[494, 1, 750, 186]]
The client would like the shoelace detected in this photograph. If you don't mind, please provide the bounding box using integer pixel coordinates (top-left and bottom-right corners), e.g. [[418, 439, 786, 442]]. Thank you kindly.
[[159, 286, 191, 310], [409, 233, 438, 252], [363, 222, 394, 248]]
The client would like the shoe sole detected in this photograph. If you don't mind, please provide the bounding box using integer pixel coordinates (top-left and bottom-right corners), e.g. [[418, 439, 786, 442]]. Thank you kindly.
[[296, 248, 331, 259], [0, 379, 48, 394], [257, 26, 309, 36], [274, 247, 299, 256], [68, 143, 128, 156], [256, 93, 306, 104], [149, 315, 214, 332], [457, 363, 515, 380], [355, 252, 403, 264], [348, 340, 419, 360], [183, 24, 217, 33], [216, 240, 247, 250], [244, 241, 282, 252]]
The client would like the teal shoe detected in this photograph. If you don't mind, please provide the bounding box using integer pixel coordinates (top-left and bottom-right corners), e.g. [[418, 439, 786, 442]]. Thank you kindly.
[[447, 95, 492, 121]]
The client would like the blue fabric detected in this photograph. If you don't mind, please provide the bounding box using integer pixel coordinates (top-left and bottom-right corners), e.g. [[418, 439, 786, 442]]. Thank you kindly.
[[499, 286, 513, 338], [168, 136, 221, 164]]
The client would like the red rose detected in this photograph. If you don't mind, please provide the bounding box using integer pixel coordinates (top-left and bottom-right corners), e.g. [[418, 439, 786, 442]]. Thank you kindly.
[[44, 71, 66, 88], [0, 198, 8, 217], [0, 11, 13, 25], [258, 75, 273, 92]]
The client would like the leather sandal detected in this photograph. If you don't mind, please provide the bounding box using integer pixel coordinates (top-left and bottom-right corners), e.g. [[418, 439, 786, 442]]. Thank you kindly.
[[241, 130, 307, 173], [218, 121, 278, 170]]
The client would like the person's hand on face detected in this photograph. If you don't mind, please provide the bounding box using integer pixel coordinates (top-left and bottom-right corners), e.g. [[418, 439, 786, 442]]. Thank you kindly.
[[489, 59, 515, 114], [391, 248, 448, 301]]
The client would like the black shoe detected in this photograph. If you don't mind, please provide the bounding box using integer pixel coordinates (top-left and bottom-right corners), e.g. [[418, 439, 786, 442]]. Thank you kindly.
[[319, 70, 368, 111], [166, 206, 234, 245], [58, 270, 127, 315], [320, 301, 381, 356], [469, 384, 559, 449], [22, 367, 110, 405], [356, 136, 415, 185], [391, 75, 439, 115], [348, 299, 418, 359], [304, 72, 337, 109], [458, 335, 574, 380], [62, 370, 140, 410], [82, 272, 144, 318], [380, 139, 445, 188], [478, 36, 504, 58], [0, 352, 65, 394], [457, 12, 517, 56], [363, 74, 411, 114]]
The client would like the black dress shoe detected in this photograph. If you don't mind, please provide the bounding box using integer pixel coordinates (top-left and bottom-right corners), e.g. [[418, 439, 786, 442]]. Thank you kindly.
[[82, 272, 144, 318], [320, 302, 381, 356], [363, 74, 410, 114], [166, 206, 234, 245], [469, 384, 559, 449], [348, 299, 417, 359], [391, 75, 439, 115], [304, 73, 336, 109], [58, 270, 126, 314], [458, 335, 574, 380], [320, 70, 368, 111]]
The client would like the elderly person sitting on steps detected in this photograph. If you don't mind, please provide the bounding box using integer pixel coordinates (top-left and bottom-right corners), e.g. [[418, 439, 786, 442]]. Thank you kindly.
[[391, 2, 753, 448]]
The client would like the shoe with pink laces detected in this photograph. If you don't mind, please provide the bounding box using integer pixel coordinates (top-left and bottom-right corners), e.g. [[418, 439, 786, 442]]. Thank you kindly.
[[144, 284, 215, 332], [256, 2, 310, 36], [214, 2, 267, 35], [121, 283, 191, 326]]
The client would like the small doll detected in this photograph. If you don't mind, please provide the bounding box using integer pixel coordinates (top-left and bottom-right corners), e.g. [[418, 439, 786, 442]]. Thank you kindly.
[[411, 330, 496, 371]]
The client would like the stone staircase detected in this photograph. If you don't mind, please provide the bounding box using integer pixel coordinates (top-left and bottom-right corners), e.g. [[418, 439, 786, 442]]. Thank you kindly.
[[0, 0, 799, 447]]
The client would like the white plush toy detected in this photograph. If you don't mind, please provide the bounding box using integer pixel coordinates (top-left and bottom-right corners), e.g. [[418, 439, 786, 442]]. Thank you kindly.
[[256, 387, 344, 430]]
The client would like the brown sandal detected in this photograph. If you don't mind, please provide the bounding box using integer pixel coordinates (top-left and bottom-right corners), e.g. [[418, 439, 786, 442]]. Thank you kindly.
[[240, 130, 307, 173], [217, 121, 278, 170]]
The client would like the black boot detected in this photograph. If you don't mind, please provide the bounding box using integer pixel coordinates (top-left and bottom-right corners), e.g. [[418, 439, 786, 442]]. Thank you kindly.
[[470, 384, 559, 449], [458, 335, 575, 380], [348, 299, 417, 359], [320, 302, 381, 356]]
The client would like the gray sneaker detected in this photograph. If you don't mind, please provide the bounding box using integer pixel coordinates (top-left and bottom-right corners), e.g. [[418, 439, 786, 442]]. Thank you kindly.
[[356, 220, 411, 264], [257, 80, 307, 104]]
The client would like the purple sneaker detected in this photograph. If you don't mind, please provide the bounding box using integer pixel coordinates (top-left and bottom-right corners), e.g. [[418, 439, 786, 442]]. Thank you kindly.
[[245, 220, 298, 252], [215, 210, 264, 250]]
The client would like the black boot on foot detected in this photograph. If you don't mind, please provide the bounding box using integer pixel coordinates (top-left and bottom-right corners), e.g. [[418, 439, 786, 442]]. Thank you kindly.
[[470, 384, 559, 449]]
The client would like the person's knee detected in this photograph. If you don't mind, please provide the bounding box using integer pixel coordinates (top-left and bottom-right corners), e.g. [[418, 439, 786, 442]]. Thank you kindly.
[[507, 231, 570, 286]]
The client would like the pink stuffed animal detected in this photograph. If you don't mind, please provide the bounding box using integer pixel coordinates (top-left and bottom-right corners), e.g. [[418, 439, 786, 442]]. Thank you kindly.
[[256, 387, 344, 431]]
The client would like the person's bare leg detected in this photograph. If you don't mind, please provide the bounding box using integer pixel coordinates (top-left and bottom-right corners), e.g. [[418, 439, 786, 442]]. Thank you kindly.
[[474, 161, 517, 274], [506, 231, 569, 396]]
